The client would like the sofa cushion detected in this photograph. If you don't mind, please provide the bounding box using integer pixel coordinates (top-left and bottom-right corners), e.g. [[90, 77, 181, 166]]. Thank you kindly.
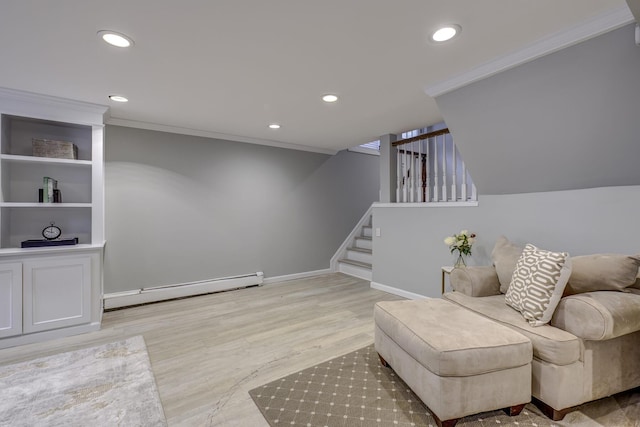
[[374, 299, 531, 377], [564, 254, 640, 295], [505, 244, 572, 327], [443, 292, 581, 366], [491, 236, 523, 293], [551, 291, 640, 340]]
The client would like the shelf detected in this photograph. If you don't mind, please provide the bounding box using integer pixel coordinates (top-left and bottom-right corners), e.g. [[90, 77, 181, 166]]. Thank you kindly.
[[0, 95, 106, 250], [0, 202, 92, 208], [0, 242, 105, 257], [0, 154, 91, 167]]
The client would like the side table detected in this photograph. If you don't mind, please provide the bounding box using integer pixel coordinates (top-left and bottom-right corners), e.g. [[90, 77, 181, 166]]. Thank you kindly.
[[441, 266, 454, 294]]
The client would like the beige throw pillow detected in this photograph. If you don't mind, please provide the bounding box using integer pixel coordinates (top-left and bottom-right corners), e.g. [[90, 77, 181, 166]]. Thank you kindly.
[[564, 254, 640, 295], [505, 244, 572, 327], [491, 236, 524, 293]]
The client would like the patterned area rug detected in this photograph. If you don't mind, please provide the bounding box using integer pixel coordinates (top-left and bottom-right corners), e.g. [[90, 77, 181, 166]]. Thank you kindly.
[[250, 344, 640, 427], [0, 336, 166, 427]]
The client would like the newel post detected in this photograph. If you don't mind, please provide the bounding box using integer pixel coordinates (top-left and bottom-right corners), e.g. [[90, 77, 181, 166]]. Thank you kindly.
[[379, 133, 398, 203]]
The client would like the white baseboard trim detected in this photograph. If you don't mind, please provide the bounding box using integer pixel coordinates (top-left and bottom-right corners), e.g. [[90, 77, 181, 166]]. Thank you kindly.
[[104, 272, 264, 309], [370, 281, 427, 300], [0, 322, 101, 350], [262, 268, 333, 285]]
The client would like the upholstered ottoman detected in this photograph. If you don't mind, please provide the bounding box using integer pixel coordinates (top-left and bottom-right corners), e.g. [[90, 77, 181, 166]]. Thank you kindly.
[[374, 298, 532, 427]]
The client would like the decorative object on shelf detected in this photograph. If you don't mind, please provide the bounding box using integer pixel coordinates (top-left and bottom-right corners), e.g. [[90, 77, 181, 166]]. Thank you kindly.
[[444, 229, 476, 268], [42, 222, 62, 240], [41, 177, 60, 203], [38, 188, 62, 203], [20, 222, 79, 247], [21, 237, 79, 248], [32, 138, 78, 160]]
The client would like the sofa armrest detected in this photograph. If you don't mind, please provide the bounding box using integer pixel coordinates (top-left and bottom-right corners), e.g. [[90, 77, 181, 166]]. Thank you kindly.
[[551, 291, 640, 340], [450, 266, 501, 297]]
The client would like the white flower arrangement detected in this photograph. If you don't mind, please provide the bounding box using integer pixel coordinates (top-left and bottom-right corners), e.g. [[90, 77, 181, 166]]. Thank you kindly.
[[444, 230, 476, 257]]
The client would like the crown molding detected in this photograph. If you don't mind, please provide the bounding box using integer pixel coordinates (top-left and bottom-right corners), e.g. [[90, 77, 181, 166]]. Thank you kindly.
[[0, 87, 109, 125], [106, 117, 339, 155], [425, 5, 635, 98]]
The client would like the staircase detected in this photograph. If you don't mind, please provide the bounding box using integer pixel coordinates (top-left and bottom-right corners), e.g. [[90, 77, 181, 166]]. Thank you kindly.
[[337, 216, 373, 280]]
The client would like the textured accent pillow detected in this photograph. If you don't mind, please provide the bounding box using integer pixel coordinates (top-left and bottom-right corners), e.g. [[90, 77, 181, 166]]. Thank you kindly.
[[564, 254, 640, 295], [505, 244, 572, 327], [491, 236, 524, 294]]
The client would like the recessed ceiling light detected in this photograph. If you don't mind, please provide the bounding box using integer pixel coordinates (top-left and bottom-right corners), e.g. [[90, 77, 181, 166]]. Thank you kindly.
[[322, 94, 339, 103], [109, 95, 128, 102], [431, 25, 461, 42], [269, 124, 281, 129], [98, 30, 134, 48]]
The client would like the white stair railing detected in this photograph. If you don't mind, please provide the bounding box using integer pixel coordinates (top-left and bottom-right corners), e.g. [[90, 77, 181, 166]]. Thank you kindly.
[[393, 128, 477, 203]]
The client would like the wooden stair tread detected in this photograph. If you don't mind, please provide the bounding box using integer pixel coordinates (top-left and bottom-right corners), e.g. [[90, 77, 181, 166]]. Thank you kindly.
[[347, 247, 372, 254], [338, 259, 372, 269]]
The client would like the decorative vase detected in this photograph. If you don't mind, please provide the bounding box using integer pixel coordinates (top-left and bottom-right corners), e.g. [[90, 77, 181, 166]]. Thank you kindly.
[[454, 254, 467, 268]]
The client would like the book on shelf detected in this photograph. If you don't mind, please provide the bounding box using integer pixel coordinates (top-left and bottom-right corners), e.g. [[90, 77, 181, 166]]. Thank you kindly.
[[38, 188, 62, 203], [40, 177, 61, 203]]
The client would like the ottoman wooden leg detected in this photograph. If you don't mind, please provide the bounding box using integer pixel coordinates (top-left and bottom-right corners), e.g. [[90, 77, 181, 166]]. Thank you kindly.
[[503, 403, 526, 416], [378, 353, 390, 368]]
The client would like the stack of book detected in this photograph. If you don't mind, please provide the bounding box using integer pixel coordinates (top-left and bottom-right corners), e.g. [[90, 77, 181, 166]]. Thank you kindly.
[[39, 176, 62, 203]]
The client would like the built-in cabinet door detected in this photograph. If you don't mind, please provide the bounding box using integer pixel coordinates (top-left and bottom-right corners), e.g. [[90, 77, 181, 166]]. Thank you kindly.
[[0, 262, 22, 338], [23, 256, 91, 333]]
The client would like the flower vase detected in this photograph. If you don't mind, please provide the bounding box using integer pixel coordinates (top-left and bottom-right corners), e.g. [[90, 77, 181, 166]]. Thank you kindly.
[[454, 254, 466, 268]]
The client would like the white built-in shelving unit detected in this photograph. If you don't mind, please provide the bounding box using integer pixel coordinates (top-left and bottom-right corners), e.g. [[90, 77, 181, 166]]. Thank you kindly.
[[0, 88, 108, 349]]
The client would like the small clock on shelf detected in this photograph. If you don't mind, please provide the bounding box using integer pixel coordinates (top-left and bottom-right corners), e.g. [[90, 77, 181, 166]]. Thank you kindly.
[[20, 222, 79, 248], [42, 222, 62, 240]]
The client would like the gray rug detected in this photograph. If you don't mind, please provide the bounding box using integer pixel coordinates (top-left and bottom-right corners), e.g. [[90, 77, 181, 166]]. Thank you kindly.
[[0, 336, 166, 427], [250, 344, 640, 427]]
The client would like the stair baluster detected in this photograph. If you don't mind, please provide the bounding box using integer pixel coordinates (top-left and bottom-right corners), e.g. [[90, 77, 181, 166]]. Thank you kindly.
[[391, 128, 476, 203]]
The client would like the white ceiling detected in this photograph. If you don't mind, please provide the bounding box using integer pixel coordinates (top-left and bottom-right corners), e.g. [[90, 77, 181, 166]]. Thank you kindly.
[[0, 0, 633, 154]]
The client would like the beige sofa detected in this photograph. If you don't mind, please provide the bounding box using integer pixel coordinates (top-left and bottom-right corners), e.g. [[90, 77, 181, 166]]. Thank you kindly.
[[446, 256, 640, 420]]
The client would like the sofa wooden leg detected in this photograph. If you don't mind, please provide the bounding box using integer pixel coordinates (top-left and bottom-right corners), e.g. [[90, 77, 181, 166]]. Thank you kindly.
[[378, 353, 390, 368], [503, 403, 526, 416], [531, 397, 570, 421]]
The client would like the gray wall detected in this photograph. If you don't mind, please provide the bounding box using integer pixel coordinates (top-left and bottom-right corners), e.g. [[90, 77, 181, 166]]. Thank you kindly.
[[436, 24, 640, 195], [104, 125, 379, 293], [373, 185, 640, 297]]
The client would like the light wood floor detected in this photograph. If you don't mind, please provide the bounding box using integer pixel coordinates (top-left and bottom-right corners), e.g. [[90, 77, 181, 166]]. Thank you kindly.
[[0, 273, 404, 426]]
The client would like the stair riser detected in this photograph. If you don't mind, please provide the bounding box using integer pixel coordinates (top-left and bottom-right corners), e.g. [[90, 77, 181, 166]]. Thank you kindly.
[[362, 227, 373, 238], [338, 263, 372, 281], [346, 250, 372, 264], [354, 238, 372, 250]]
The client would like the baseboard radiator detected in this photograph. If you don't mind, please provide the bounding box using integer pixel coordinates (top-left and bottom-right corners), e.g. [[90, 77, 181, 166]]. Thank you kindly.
[[103, 271, 264, 310]]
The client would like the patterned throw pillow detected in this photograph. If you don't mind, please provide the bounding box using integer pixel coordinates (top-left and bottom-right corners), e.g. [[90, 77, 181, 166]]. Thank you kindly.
[[505, 244, 572, 327]]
